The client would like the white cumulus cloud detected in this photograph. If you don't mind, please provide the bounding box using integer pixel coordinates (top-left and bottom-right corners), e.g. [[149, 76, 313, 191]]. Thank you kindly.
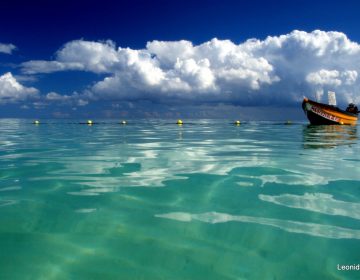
[[306, 69, 358, 87], [90, 38, 278, 102], [0, 43, 16, 54], [22, 40, 119, 74], [0, 72, 38, 103], [306, 69, 343, 87]]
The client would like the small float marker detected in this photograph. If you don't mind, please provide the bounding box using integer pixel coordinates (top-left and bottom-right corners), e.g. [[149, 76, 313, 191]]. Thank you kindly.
[[87, 120, 93, 125], [33, 120, 40, 125], [285, 120, 292, 125], [177, 119, 183, 125], [121, 120, 127, 125], [235, 120, 241, 125]]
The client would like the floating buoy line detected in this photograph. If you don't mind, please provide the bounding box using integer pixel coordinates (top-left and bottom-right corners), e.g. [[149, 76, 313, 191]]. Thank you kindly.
[[30, 120, 305, 126]]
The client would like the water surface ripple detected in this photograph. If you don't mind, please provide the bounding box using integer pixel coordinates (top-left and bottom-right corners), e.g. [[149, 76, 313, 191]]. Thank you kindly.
[[0, 119, 359, 279]]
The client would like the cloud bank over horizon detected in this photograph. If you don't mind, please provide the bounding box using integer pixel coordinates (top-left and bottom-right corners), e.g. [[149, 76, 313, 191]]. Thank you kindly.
[[2, 30, 360, 111]]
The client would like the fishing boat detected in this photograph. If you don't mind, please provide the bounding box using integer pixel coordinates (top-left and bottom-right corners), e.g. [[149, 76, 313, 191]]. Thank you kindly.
[[302, 91, 358, 125]]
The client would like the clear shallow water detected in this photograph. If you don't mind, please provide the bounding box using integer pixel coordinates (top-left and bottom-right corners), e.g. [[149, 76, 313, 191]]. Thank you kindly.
[[0, 119, 360, 279]]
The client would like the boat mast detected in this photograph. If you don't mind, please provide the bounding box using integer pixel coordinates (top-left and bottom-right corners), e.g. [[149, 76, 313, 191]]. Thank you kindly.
[[315, 89, 323, 102], [328, 91, 337, 106]]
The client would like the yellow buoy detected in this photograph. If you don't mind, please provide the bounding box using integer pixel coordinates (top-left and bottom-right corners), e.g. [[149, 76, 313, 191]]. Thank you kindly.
[[177, 119, 183, 125], [34, 120, 40, 125], [87, 120, 93, 125], [285, 120, 292, 125], [121, 120, 127, 125], [235, 120, 241, 125]]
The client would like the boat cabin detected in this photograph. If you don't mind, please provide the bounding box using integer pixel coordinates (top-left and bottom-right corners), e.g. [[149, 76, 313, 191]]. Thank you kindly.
[[346, 103, 359, 114]]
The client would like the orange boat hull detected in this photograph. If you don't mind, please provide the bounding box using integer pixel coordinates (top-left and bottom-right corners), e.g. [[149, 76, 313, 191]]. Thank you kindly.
[[302, 98, 358, 125]]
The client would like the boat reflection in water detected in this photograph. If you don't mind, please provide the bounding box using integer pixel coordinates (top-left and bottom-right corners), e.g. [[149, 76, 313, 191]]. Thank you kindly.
[[303, 125, 358, 149]]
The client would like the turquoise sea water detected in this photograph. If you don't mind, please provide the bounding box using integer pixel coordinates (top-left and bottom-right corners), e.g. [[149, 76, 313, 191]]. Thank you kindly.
[[0, 119, 360, 279]]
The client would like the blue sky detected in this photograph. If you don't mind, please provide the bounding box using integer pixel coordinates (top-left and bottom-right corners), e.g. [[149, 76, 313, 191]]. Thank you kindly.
[[1, 0, 360, 119]]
